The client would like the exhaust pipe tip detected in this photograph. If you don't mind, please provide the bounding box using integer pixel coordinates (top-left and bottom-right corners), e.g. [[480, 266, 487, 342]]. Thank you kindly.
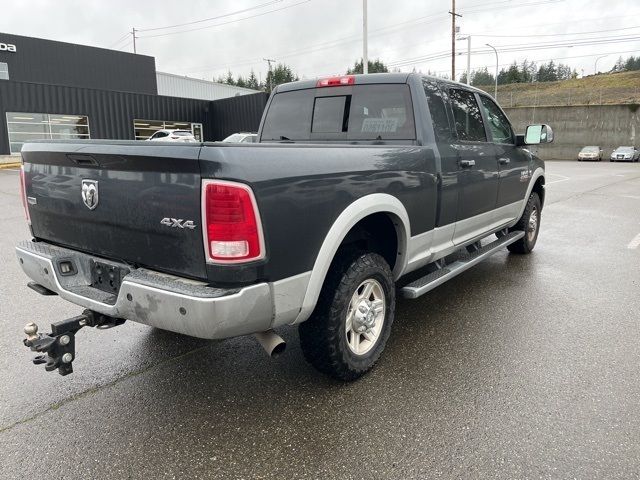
[[253, 330, 286, 358]]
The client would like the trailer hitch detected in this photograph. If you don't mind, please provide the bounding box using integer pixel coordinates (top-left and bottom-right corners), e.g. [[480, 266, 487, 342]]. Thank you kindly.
[[23, 310, 125, 376]]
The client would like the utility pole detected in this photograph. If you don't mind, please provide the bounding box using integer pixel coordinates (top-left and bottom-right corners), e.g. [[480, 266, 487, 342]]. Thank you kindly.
[[263, 58, 275, 93], [486, 43, 498, 100], [449, 0, 462, 80], [363, 0, 368, 74], [131, 28, 137, 54]]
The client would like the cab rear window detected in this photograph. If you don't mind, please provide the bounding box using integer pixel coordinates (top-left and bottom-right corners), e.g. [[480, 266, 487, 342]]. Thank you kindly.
[[261, 84, 415, 141]]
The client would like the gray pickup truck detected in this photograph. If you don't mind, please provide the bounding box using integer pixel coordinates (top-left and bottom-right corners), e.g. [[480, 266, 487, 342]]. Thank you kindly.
[[17, 73, 552, 380]]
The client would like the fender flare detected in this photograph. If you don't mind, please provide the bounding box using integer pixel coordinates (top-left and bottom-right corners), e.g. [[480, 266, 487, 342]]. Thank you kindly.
[[511, 167, 545, 225], [292, 193, 411, 325]]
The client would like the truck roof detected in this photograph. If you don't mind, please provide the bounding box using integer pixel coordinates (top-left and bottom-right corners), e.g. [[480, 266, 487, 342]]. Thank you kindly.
[[275, 72, 490, 96], [276, 72, 411, 92]]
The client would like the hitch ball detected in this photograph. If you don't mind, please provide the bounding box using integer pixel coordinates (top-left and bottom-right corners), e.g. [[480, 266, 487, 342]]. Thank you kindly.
[[24, 322, 39, 342]]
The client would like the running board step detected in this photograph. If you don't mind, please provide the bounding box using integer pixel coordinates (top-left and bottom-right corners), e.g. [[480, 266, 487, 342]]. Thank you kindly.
[[401, 231, 525, 299]]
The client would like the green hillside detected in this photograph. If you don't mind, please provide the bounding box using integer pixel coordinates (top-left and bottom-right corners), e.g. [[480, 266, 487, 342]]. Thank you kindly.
[[476, 70, 640, 107]]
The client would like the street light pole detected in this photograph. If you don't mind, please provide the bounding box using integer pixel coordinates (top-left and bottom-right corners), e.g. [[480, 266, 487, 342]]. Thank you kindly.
[[486, 43, 498, 100], [466, 35, 471, 85], [363, 0, 368, 74], [594, 55, 607, 75]]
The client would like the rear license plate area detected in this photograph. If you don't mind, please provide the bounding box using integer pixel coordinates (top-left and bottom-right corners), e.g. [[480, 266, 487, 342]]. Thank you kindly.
[[90, 260, 129, 295]]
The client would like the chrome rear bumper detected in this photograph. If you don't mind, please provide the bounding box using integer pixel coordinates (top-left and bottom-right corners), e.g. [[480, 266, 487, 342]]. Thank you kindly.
[[15, 241, 273, 339]]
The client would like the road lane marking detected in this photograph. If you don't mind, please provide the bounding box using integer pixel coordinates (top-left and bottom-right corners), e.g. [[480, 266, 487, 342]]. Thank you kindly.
[[628, 233, 640, 250], [546, 173, 570, 185]]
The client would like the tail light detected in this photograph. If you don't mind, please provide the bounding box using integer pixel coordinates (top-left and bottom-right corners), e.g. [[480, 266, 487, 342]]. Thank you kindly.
[[202, 180, 265, 263], [19, 165, 31, 224], [316, 75, 355, 87]]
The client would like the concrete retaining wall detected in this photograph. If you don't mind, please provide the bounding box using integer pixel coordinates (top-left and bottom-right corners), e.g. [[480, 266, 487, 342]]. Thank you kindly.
[[504, 104, 640, 160]]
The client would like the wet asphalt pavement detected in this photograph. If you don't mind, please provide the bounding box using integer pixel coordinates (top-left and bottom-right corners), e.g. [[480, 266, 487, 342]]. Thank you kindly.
[[0, 161, 639, 479]]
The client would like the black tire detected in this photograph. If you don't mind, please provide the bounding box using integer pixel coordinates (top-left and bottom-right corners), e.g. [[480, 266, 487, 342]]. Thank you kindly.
[[507, 192, 541, 254], [299, 251, 395, 381]]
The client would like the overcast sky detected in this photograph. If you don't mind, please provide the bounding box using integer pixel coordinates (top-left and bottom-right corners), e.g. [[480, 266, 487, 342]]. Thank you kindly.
[[1, 0, 639, 83]]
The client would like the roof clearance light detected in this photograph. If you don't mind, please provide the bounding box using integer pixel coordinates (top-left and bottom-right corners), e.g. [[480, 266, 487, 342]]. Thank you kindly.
[[316, 75, 355, 87]]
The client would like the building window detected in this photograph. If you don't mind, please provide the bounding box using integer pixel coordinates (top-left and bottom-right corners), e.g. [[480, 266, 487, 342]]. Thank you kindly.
[[0, 62, 8, 80], [6, 112, 90, 154], [134, 119, 202, 141]]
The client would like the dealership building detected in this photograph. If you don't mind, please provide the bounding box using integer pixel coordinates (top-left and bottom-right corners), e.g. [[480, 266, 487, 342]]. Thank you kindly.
[[0, 32, 268, 156]]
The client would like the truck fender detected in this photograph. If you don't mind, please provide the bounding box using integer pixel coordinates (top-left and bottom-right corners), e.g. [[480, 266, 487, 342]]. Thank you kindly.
[[291, 193, 411, 325], [510, 167, 545, 227]]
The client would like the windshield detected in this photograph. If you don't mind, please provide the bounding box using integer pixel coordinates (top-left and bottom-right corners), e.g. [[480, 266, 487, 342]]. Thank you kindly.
[[581, 146, 599, 152], [261, 84, 416, 141], [615, 146, 634, 152]]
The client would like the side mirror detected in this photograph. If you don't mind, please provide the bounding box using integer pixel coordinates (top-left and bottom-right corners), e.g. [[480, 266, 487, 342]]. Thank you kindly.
[[524, 124, 554, 145]]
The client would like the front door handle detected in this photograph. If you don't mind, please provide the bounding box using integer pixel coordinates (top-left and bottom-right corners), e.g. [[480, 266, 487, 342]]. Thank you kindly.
[[498, 157, 511, 165], [460, 159, 476, 168]]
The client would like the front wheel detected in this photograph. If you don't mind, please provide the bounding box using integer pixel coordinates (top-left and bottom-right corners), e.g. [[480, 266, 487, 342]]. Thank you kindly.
[[507, 192, 541, 254], [299, 252, 395, 381]]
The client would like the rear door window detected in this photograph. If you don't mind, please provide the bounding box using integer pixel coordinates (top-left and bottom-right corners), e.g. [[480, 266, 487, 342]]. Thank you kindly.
[[423, 80, 453, 142], [449, 88, 487, 142]]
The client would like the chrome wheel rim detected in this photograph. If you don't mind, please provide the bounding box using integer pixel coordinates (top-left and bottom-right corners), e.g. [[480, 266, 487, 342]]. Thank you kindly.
[[345, 279, 386, 356], [527, 207, 539, 242]]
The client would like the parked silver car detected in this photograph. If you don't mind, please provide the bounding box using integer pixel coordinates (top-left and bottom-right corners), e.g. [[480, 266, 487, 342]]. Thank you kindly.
[[578, 146, 603, 161], [222, 132, 257, 143], [610, 146, 640, 162]]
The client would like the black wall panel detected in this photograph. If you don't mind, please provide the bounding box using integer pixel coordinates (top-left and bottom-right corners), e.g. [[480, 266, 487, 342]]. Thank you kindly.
[[0, 81, 268, 154], [0, 81, 210, 153], [0, 33, 156, 94], [209, 93, 269, 140]]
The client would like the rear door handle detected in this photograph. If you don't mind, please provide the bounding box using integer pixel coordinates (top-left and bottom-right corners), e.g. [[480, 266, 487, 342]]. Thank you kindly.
[[498, 157, 511, 165], [460, 160, 476, 168]]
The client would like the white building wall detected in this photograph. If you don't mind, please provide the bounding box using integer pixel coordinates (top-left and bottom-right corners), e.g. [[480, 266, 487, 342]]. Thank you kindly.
[[156, 72, 258, 101]]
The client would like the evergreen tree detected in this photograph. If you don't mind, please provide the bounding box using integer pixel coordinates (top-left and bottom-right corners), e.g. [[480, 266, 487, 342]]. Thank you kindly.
[[471, 67, 495, 86], [235, 75, 246, 88], [264, 63, 299, 92], [346, 58, 389, 74], [612, 56, 625, 72], [224, 70, 235, 85], [245, 70, 260, 90]]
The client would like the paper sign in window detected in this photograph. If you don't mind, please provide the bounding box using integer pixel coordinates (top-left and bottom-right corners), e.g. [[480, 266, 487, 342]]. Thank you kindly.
[[361, 118, 399, 133]]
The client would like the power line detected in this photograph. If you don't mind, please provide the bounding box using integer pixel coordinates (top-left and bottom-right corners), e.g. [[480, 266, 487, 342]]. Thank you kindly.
[[137, 0, 283, 32], [138, 0, 312, 39], [387, 34, 640, 67], [107, 32, 131, 49], [408, 48, 640, 76], [471, 24, 640, 38]]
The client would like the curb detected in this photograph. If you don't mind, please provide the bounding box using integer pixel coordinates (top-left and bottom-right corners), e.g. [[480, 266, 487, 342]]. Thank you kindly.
[[0, 163, 21, 170]]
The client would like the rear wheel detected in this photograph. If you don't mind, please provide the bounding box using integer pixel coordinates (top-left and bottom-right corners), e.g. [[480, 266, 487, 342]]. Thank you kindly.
[[299, 252, 395, 381], [507, 192, 541, 254]]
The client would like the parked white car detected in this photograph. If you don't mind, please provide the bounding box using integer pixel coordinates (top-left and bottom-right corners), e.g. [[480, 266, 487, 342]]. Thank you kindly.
[[610, 146, 639, 162], [578, 146, 603, 161], [222, 132, 257, 143], [147, 129, 197, 142]]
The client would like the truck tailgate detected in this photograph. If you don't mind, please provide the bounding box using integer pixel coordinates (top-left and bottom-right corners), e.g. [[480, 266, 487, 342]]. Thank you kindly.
[[22, 141, 207, 280]]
